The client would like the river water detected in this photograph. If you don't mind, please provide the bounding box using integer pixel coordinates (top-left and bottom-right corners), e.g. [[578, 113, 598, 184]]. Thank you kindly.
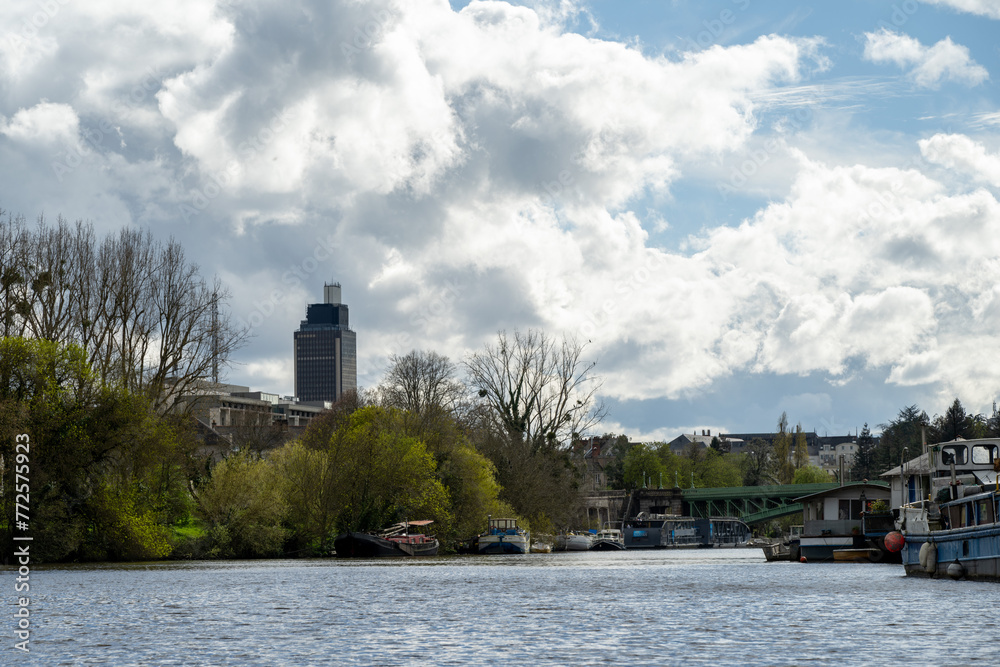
[[10, 549, 1000, 665]]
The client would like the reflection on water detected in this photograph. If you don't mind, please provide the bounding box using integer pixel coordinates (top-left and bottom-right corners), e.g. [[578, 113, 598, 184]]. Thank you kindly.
[[17, 549, 1000, 665]]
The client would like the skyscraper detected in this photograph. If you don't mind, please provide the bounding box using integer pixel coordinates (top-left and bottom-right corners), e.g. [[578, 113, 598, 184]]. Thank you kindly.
[[293, 283, 357, 403]]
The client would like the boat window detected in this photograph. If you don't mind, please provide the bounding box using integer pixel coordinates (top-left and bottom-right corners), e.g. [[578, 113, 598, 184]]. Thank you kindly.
[[941, 445, 968, 465], [972, 444, 997, 465], [977, 498, 994, 525], [948, 506, 962, 529], [838, 499, 863, 519]]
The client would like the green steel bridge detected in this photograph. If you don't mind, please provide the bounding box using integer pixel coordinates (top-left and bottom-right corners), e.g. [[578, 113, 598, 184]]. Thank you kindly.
[[680, 483, 842, 525]]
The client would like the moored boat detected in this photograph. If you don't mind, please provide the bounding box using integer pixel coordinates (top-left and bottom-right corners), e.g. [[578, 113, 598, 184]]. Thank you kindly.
[[887, 437, 1000, 579], [334, 520, 439, 558], [900, 484, 1000, 580], [554, 531, 594, 551], [475, 517, 530, 554], [590, 526, 625, 551], [795, 482, 893, 562]]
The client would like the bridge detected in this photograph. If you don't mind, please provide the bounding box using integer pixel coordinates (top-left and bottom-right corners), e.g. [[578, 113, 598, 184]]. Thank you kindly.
[[581, 483, 843, 527], [680, 483, 840, 524]]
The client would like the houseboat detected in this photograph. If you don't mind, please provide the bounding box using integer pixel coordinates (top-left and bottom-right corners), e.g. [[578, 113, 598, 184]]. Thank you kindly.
[[623, 513, 749, 549], [334, 520, 439, 558], [795, 482, 893, 562], [474, 517, 530, 554]]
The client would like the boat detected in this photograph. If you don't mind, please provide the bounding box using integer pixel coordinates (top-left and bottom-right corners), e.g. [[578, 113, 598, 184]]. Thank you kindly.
[[554, 531, 594, 551], [333, 520, 439, 558], [899, 482, 1000, 580], [474, 517, 530, 554], [761, 541, 790, 562], [623, 513, 750, 549], [795, 483, 894, 562], [589, 525, 625, 551], [758, 526, 801, 562], [887, 437, 1000, 579]]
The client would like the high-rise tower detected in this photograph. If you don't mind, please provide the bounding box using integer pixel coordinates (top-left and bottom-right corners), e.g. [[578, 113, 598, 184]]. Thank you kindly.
[[293, 282, 357, 402]]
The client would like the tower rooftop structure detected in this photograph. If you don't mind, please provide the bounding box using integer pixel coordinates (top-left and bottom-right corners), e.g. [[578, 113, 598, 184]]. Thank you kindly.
[[293, 282, 357, 403]]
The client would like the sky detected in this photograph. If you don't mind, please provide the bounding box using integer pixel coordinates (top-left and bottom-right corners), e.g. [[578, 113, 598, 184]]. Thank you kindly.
[[2, 0, 999, 441]]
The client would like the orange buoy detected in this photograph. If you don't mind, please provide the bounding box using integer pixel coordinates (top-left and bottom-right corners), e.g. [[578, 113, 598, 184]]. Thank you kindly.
[[884, 531, 905, 553], [799, 556, 807, 563]]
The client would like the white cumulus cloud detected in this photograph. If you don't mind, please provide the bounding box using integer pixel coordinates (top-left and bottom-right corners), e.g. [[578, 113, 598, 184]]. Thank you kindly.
[[863, 29, 988, 88], [919, 133, 1000, 188], [923, 0, 1000, 19]]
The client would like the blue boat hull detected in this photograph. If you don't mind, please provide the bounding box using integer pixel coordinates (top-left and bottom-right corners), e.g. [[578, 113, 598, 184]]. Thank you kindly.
[[902, 524, 1000, 580]]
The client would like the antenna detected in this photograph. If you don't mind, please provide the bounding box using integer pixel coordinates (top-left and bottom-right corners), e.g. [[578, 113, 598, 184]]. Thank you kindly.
[[211, 290, 219, 384]]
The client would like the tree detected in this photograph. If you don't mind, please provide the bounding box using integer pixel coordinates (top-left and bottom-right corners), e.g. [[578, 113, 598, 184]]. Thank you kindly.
[[773, 412, 795, 484], [465, 329, 605, 449], [622, 443, 667, 490], [0, 212, 248, 410], [603, 435, 636, 489], [377, 350, 466, 418], [792, 465, 834, 484], [851, 423, 877, 481], [742, 438, 776, 486], [930, 398, 978, 443], [874, 405, 929, 475], [1, 336, 196, 562], [197, 451, 289, 558], [229, 413, 287, 455], [793, 424, 810, 469], [463, 329, 605, 531]]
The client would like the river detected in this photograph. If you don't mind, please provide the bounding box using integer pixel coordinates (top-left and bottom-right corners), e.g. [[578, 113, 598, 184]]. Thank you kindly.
[[11, 549, 1000, 665]]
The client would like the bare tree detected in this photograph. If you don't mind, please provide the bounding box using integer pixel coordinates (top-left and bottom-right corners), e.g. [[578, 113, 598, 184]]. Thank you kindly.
[[377, 350, 466, 416], [229, 413, 288, 456], [0, 212, 247, 410], [464, 329, 605, 450]]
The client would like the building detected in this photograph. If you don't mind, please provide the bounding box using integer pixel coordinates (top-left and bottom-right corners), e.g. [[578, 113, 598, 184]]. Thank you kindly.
[[293, 282, 357, 403]]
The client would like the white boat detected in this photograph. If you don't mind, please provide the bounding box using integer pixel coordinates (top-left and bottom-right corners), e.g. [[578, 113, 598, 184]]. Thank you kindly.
[[590, 526, 625, 551], [476, 517, 529, 554], [554, 532, 594, 551]]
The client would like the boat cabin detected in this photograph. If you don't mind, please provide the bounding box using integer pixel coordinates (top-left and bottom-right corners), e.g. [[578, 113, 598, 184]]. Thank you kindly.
[[940, 489, 1000, 530], [881, 438, 1000, 508], [487, 518, 522, 535], [795, 482, 891, 537]]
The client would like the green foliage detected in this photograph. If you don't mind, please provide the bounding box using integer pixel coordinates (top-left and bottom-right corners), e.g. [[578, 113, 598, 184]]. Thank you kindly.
[[623, 443, 666, 489], [851, 423, 878, 481], [791, 465, 834, 484], [773, 413, 794, 484], [1, 336, 197, 562], [869, 499, 889, 513], [197, 452, 288, 558], [874, 405, 929, 474], [86, 484, 173, 561], [695, 448, 743, 488]]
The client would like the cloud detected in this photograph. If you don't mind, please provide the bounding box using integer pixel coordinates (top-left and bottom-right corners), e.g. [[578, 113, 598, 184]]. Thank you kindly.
[[863, 29, 988, 88], [919, 133, 1000, 188], [922, 0, 1000, 19], [2, 0, 1000, 429]]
